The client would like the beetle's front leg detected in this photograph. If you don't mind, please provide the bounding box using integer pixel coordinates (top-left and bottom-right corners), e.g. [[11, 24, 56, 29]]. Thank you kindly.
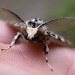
[[1, 32, 22, 50], [43, 43, 53, 71]]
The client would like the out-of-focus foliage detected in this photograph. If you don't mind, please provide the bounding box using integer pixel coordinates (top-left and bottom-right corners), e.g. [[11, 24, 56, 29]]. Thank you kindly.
[[50, 0, 75, 17], [49, 0, 75, 47]]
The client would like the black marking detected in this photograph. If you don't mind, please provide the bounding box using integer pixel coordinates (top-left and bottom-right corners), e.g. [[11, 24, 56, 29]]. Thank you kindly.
[[58, 36, 65, 42], [43, 44, 49, 55], [58, 36, 62, 41], [28, 21, 32, 25], [33, 22, 36, 28], [28, 21, 36, 28], [47, 31, 66, 43], [25, 18, 44, 28], [32, 33, 39, 41], [51, 34, 56, 37], [1, 49, 4, 50], [22, 32, 28, 40], [46, 60, 48, 62], [44, 44, 46, 54], [15, 35, 21, 44], [35, 18, 37, 21]]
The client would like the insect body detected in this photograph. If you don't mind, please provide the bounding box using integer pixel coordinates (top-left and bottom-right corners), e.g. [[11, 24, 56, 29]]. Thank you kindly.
[[0, 8, 75, 71]]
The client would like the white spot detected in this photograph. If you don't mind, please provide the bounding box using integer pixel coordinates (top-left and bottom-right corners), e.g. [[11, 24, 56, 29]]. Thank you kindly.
[[50, 32, 58, 39], [32, 18, 35, 22], [59, 36, 65, 42], [26, 27, 38, 39], [37, 20, 43, 24]]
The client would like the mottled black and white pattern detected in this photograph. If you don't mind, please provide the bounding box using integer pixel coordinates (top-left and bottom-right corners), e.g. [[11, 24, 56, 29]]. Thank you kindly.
[[48, 31, 65, 43], [1, 8, 75, 71], [25, 18, 43, 28]]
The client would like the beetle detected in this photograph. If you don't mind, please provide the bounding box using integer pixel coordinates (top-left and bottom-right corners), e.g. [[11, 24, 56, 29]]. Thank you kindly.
[[0, 8, 75, 71]]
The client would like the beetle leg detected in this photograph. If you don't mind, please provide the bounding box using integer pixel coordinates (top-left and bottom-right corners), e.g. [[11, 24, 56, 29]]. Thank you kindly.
[[43, 43, 53, 71], [1, 32, 22, 50]]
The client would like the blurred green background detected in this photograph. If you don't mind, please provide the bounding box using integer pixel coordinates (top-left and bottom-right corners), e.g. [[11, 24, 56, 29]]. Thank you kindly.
[[50, 0, 75, 17], [0, 0, 75, 47], [49, 0, 75, 47]]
